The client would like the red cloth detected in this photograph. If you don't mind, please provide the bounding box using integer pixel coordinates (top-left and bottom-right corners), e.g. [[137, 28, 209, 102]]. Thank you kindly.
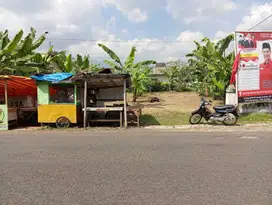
[[230, 52, 241, 84]]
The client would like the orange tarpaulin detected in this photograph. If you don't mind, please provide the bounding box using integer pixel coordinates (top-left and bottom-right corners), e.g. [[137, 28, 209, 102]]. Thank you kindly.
[[0, 75, 37, 96]]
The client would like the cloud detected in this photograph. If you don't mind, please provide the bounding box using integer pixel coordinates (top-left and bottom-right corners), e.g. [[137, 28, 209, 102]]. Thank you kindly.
[[0, 0, 253, 63], [68, 29, 206, 62], [166, 0, 237, 24], [177, 31, 204, 42], [0, 0, 103, 37], [0, 7, 27, 33], [215, 30, 230, 40], [104, 0, 149, 23], [122, 28, 128, 33], [236, 3, 272, 30], [127, 8, 148, 23]]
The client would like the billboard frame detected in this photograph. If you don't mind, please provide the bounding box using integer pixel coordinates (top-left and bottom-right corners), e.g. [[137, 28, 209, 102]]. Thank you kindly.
[[234, 30, 272, 105]]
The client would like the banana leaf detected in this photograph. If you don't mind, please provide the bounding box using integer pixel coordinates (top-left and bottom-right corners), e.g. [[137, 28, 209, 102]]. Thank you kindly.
[[124, 46, 136, 69], [32, 32, 47, 51], [98, 43, 123, 67], [64, 54, 73, 72], [103, 60, 122, 71], [134, 60, 156, 68], [0, 29, 23, 56]]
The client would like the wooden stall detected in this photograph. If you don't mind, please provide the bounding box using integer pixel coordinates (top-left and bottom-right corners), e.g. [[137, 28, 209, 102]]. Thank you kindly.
[[0, 75, 37, 130], [71, 71, 141, 128]]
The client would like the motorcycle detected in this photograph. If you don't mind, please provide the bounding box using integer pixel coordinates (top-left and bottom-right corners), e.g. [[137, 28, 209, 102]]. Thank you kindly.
[[189, 97, 239, 125]]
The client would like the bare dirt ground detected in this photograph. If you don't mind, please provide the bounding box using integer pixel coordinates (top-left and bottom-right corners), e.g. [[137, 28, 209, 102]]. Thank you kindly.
[[129, 92, 222, 114]]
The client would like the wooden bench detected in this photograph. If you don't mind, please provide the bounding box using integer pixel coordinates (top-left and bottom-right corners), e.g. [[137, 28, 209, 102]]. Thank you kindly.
[[83, 107, 124, 127]]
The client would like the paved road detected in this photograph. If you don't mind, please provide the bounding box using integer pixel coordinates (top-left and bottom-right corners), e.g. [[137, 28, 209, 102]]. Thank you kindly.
[[1, 130, 272, 205]]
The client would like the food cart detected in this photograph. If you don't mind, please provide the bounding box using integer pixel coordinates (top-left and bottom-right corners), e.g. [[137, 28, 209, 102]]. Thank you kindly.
[[31, 73, 81, 128], [0, 75, 37, 130]]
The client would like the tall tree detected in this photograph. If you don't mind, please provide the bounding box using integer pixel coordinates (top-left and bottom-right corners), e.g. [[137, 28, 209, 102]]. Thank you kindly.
[[98, 43, 156, 101]]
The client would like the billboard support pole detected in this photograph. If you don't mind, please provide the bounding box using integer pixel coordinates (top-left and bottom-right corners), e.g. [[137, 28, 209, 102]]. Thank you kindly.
[[234, 31, 239, 105]]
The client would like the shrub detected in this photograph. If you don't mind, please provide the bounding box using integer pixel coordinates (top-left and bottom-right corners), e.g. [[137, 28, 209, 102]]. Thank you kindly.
[[148, 81, 169, 92]]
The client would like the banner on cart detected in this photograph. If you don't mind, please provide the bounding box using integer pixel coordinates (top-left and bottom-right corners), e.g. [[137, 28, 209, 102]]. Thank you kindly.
[[236, 32, 272, 103], [0, 104, 8, 130]]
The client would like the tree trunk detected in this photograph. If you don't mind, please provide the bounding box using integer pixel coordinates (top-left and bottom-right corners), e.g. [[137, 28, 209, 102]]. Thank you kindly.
[[205, 87, 208, 97], [132, 90, 137, 102]]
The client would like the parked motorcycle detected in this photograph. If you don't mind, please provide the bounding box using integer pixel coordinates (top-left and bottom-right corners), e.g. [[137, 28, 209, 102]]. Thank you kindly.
[[189, 97, 239, 125]]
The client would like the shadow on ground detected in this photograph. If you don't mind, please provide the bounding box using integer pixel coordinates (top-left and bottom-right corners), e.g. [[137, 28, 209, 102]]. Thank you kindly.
[[140, 115, 161, 125]]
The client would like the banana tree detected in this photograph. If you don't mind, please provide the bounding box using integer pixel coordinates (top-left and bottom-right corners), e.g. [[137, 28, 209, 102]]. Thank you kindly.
[[73, 54, 101, 74], [52, 52, 101, 74], [186, 34, 234, 99], [131, 66, 152, 102], [98, 43, 156, 73], [0, 28, 48, 76], [98, 43, 156, 101]]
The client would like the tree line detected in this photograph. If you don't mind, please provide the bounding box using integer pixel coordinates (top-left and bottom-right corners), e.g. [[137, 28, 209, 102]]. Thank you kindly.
[[163, 34, 234, 100], [0, 28, 234, 101]]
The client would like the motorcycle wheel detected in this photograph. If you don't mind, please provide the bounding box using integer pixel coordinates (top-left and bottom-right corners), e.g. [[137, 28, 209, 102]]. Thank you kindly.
[[189, 113, 202, 124], [222, 113, 238, 126]]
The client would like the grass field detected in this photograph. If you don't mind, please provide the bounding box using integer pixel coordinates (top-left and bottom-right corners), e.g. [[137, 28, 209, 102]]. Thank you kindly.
[[127, 92, 272, 126]]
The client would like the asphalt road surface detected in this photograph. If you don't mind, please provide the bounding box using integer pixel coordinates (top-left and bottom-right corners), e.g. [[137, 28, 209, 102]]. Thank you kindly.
[[1, 130, 272, 205]]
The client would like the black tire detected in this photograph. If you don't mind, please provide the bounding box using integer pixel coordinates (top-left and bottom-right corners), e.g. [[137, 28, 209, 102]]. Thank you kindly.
[[222, 113, 238, 126], [189, 113, 202, 125], [56, 117, 71, 128]]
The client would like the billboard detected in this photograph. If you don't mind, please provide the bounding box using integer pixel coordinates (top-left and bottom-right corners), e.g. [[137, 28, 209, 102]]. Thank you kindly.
[[235, 32, 272, 103], [0, 104, 8, 130]]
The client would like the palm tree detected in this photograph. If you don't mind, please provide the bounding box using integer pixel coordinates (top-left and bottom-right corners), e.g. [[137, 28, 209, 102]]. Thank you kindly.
[[98, 43, 156, 101]]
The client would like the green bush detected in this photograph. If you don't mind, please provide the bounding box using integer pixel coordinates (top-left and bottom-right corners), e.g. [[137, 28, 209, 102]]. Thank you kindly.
[[148, 81, 169, 92]]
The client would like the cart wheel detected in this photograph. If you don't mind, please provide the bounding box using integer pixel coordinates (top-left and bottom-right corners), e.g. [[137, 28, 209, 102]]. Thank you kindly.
[[56, 117, 71, 128]]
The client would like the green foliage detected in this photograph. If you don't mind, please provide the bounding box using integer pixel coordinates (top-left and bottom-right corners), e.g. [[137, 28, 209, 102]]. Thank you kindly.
[[98, 43, 123, 71], [64, 54, 73, 72], [186, 33, 234, 99], [131, 66, 152, 101], [0, 28, 100, 76], [164, 60, 193, 92], [98, 43, 156, 101], [148, 81, 169, 92], [0, 28, 48, 76], [52, 52, 101, 74]]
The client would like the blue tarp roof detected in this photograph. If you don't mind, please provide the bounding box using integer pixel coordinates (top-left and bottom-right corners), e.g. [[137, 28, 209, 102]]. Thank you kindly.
[[30, 73, 73, 83]]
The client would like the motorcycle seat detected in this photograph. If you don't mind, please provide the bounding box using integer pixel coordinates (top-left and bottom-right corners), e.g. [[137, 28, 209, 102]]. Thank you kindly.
[[214, 105, 235, 110]]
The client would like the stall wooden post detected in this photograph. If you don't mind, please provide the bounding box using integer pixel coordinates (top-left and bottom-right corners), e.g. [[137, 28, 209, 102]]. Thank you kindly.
[[4, 79, 8, 105], [123, 79, 127, 128], [83, 80, 87, 129]]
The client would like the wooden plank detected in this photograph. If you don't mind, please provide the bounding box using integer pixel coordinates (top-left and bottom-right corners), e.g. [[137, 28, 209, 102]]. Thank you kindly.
[[96, 99, 124, 101], [83, 80, 87, 128], [89, 119, 120, 122], [4, 79, 8, 105], [120, 111, 123, 128], [123, 80, 127, 128], [83, 107, 123, 112], [20, 107, 37, 112]]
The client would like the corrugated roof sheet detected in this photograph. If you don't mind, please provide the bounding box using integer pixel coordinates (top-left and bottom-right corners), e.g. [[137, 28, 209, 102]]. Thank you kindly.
[[0, 75, 37, 95], [71, 73, 131, 89]]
